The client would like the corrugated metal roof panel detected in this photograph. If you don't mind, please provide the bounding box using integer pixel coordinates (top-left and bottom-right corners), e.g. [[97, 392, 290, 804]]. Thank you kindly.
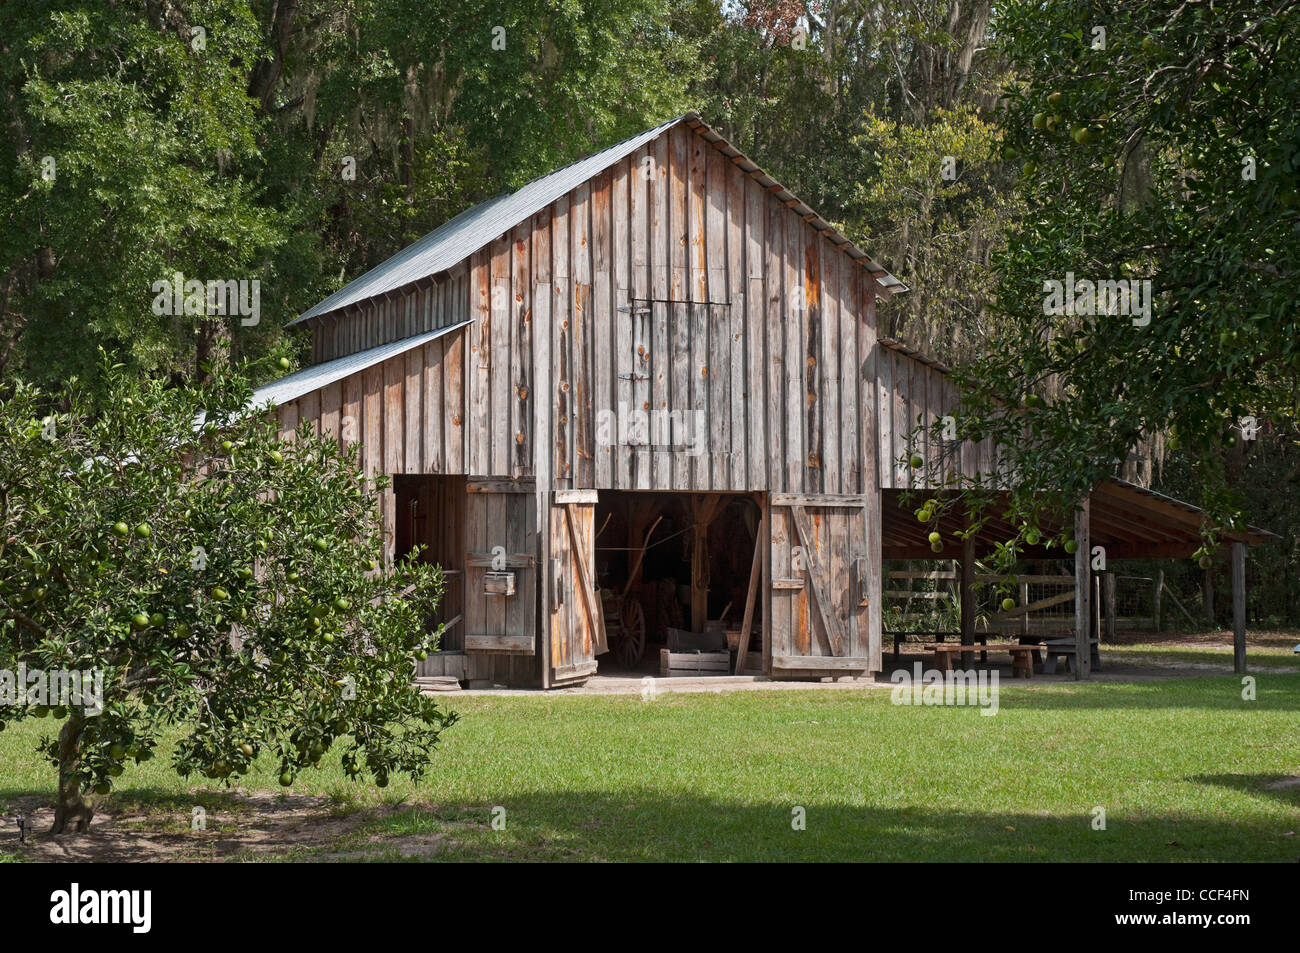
[[250, 319, 470, 409], [291, 113, 905, 326], [290, 116, 685, 325]]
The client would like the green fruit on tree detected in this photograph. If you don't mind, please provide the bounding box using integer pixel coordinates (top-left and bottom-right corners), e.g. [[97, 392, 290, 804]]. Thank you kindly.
[[1032, 112, 1047, 131], [1046, 116, 1060, 133], [1141, 36, 1159, 55], [375, 774, 389, 789], [53, 706, 67, 720], [1002, 598, 1016, 612], [909, 454, 924, 469], [1198, 555, 1212, 569], [236, 567, 254, 581], [929, 542, 943, 554], [240, 743, 254, 758], [1047, 91, 1064, 110], [210, 586, 230, 601], [130, 612, 151, 630], [286, 570, 300, 582], [313, 537, 329, 553], [321, 632, 334, 644], [221, 439, 234, 452], [416, 650, 428, 661], [174, 623, 191, 639], [112, 521, 130, 538], [1064, 540, 1078, 554], [927, 531, 941, 544], [332, 597, 350, 612], [278, 357, 291, 370], [1022, 161, 1037, 177], [268, 450, 283, 465], [109, 743, 126, 759], [149, 612, 165, 627], [1025, 529, 1041, 546], [93, 781, 111, 796], [107, 765, 124, 778], [134, 523, 151, 539]]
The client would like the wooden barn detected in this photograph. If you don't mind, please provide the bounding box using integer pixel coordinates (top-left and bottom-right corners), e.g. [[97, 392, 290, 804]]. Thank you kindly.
[[256, 113, 1274, 688]]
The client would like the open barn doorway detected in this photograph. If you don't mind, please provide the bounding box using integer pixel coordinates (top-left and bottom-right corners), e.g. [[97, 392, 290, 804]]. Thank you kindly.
[[592, 491, 763, 676]]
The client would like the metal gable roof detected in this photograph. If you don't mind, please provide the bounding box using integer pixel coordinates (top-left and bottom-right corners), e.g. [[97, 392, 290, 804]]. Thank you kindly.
[[290, 112, 905, 326], [249, 319, 470, 410]]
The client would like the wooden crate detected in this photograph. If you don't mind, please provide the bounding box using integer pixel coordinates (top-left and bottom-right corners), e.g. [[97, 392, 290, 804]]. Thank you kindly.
[[660, 648, 731, 677]]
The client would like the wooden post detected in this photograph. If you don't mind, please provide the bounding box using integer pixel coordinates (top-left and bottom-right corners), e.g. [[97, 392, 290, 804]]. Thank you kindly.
[[1073, 499, 1091, 679], [960, 532, 975, 668], [1152, 569, 1163, 632], [1019, 579, 1030, 641], [734, 517, 763, 675], [1103, 571, 1116, 644], [1232, 541, 1247, 674], [690, 496, 708, 633]]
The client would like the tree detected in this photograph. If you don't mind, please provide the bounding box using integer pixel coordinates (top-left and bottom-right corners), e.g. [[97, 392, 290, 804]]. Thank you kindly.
[[848, 105, 1023, 363], [0, 359, 453, 833], [938, 0, 1300, 551], [2, 1, 702, 394]]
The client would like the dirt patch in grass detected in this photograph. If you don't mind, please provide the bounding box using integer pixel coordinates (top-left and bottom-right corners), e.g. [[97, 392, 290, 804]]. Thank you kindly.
[[2, 791, 410, 862], [1111, 628, 1298, 651]]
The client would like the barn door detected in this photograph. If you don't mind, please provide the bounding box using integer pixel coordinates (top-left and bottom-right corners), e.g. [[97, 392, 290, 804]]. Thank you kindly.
[[463, 485, 537, 658], [768, 495, 873, 676], [549, 491, 607, 684]]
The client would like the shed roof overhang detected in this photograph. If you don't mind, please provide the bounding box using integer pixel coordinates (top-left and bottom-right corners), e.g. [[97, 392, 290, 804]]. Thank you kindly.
[[882, 479, 1278, 561]]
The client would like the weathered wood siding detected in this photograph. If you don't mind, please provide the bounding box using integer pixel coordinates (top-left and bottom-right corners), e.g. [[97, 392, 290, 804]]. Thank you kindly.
[[275, 326, 470, 562], [543, 123, 884, 495], [875, 344, 998, 491], [309, 267, 470, 364]]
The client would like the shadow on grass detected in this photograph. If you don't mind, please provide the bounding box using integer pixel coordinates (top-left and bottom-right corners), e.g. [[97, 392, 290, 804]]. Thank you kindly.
[[1190, 774, 1300, 808], [353, 790, 1300, 863]]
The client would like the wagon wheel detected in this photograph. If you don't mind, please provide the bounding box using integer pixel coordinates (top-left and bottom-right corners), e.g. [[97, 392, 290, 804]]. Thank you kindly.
[[617, 598, 646, 669]]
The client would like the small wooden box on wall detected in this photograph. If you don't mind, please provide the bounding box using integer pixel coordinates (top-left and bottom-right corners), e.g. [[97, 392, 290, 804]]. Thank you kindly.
[[483, 570, 516, 596]]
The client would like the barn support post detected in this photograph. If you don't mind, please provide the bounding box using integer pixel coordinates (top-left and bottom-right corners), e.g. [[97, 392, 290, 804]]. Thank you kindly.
[[1019, 578, 1030, 640], [690, 496, 708, 632], [959, 530, 975, 668], [1103, 571, 1116, 644], [1073, 499, 1091, 680], [1232, 541, 1247, 674], [1152, 568, 1163, 632]]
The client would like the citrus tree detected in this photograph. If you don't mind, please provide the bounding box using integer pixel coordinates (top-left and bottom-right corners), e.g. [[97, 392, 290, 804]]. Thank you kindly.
[[929, 0, 1299, 557], [0, 361, 453, 833]]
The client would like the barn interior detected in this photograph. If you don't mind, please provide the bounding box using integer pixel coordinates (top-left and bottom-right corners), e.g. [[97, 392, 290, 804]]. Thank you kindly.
[[592, 491, 763, 675]]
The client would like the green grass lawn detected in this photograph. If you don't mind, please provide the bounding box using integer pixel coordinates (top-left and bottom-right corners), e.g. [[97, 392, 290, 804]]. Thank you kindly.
[[2, 673, 1299, 861]]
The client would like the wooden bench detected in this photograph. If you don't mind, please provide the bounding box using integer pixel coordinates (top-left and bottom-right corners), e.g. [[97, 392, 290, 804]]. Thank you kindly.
[[926, 642, 1042, 678], [1040, 638, 1101, 675]]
